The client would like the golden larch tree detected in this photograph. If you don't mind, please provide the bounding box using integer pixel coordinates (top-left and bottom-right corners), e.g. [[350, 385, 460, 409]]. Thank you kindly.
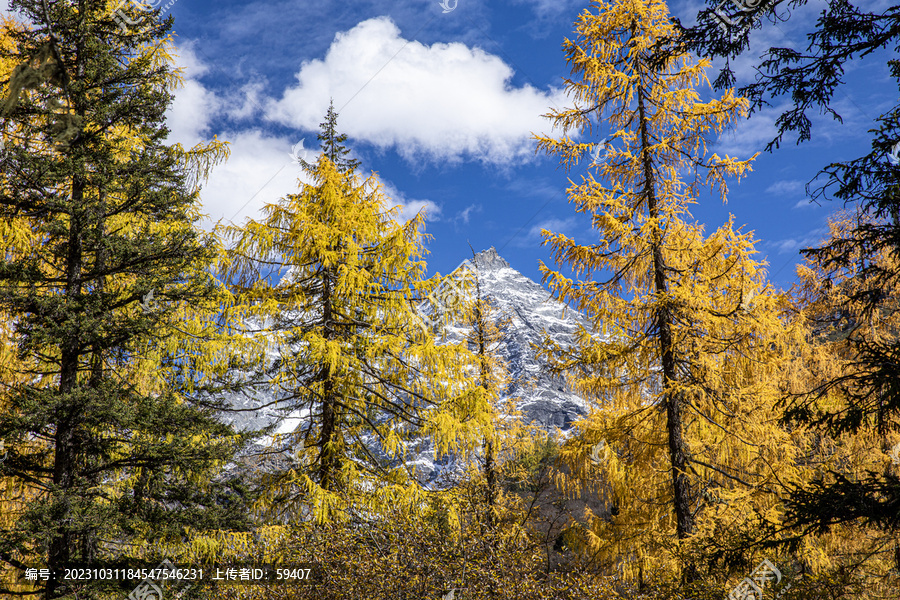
[[534, 0, 810, 585], [219, 108, 486, 526]]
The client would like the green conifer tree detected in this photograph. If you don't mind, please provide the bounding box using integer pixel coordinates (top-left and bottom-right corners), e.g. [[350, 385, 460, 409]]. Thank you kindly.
[[299, 99, 361, 174], [0, 2, 248, 597]]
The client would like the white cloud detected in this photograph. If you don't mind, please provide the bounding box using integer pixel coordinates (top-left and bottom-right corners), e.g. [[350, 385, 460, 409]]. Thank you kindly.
[[166, 43, 219, 147], [165, 44, 435, 230], [393, 198, 440, 223], [510, 216, 581, 248], [530, 217, 578, 238], [266, 17, 568, 165], [713, 102, 783, 158], [455, 203, 481, 225], [197, 132, 435, 231], [196, 129, 317, 229], [765, 179, 805, 196], [222, 79, 268, 121], [164, 46, 310, 229], [773, 238, 800, 253], [792, 198, 820, 210], [379, 180, 441, 224]]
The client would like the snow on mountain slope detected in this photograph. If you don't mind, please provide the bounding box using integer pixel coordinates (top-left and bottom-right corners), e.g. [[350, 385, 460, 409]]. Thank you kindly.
[[446, 247, 590, 431], [222, 247, 595, 483]]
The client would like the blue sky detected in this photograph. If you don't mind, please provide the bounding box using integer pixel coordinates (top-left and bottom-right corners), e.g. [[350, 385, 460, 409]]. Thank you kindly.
[[4, 0, 897, 291]]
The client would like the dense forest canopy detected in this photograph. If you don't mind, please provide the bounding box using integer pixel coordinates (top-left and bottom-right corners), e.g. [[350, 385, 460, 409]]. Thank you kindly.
[[0, 1, 897, 599]]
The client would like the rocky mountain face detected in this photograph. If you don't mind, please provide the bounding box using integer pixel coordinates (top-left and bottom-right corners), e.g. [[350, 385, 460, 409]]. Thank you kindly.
[[441, 247, 590, 432], [223, 248, 594, 484]]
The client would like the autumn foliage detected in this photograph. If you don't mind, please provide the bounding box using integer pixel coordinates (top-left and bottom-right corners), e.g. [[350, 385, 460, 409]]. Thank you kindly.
[[1, 0, 898, 599]]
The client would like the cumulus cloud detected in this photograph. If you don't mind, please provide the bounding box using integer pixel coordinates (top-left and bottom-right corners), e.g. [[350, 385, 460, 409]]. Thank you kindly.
[[165, 44, 437, 230], [163, 46, 314, 229], [198, 135, 434, 231], [379, 180, 441, 224], [266, 17, 568, 165], [196, 129, 318, 230], [166, 43, 219, 147], [222, 79, 268, 121]]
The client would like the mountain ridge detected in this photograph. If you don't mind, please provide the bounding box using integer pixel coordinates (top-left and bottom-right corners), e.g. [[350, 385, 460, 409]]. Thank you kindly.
[[224, 247, 592, 484]]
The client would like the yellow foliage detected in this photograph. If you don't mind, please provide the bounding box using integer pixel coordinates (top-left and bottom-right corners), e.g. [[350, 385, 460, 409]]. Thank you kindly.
[[776, 210, 900, 592], [219, 154, 484, 525], [533, 0, 825, 584]]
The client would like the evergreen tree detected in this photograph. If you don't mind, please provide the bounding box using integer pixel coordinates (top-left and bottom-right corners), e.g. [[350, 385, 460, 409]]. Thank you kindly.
[[0, 2, 247, 597], [534, 0, 808, 584], [664, 1, 900, 151], [777, 211, 900, 589], [220, 109, 484, 524], [298, 99, 361, 174]]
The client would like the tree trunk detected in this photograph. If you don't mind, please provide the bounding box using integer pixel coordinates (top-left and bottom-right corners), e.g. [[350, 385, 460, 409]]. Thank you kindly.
[[319, 265, 339, 492], [636, 77, 696, 581], [48, 171, 85, 598], [474, 278, 496, 530]]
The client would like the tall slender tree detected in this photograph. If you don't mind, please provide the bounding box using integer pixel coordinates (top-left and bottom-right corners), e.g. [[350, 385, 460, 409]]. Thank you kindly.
[[534, 0, 809, 584], [220, 110, 484, 525], [0, 2, 247, 598]]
